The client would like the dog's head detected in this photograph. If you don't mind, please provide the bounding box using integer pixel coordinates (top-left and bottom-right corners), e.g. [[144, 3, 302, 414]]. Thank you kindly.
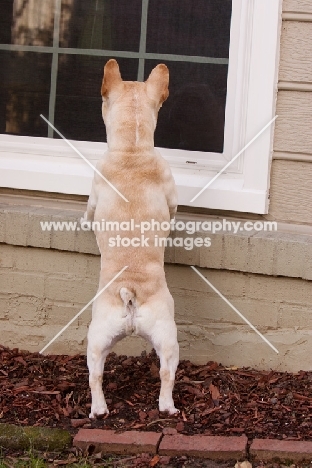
[[100, 59, 169, 148]]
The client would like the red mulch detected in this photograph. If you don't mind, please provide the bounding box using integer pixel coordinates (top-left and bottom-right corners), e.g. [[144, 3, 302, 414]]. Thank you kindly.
[[1, 345, 312, 441]]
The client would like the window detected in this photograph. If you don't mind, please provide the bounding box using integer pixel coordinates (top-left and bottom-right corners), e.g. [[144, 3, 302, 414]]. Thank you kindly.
[[0, 0, 282, 213]]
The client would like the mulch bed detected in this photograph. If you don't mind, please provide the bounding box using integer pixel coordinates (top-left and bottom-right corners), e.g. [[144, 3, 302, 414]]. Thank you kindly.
[[1, 345, 312, 441]]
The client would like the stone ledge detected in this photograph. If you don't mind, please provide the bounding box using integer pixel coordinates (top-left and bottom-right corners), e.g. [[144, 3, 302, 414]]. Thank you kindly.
[[0, 196, 311, 280], [250, 438, 312, 462]]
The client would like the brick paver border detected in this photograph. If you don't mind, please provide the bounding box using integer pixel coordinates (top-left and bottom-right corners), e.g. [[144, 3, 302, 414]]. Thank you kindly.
[[159, 434, 247, 460], [74, 430, 247, 459], [250, 438, 312, 462], [73, 429, 312, 462], [73, 429, 161, 455]]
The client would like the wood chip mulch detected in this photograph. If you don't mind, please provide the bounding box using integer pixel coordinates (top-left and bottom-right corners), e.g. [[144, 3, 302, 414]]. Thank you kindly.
[[1, 345, 312, 441]]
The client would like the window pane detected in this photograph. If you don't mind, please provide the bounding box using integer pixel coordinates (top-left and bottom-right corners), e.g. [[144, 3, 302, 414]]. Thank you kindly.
[[59, 0, 142, 51], [145, 60, 228, 153], [146, 0, 232, 58], [0, 51, 51, 137], [54, 55, 139, 141], [0, 0, 54, 46]]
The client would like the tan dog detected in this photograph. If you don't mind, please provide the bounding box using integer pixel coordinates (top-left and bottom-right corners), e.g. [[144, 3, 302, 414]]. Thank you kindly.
[[83, 59, 179, 417]]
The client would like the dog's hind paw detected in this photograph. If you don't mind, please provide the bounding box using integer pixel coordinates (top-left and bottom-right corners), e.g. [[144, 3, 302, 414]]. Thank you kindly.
[[89, 406, 109, 419], [159, 400, 179, 415]]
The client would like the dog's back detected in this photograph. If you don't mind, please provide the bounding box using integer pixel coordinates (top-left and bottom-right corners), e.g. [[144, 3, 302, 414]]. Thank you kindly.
[[91, 65, 177, 304]]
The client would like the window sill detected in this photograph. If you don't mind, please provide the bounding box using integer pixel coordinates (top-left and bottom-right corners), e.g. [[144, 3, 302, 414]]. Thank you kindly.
[[0, 134, 269, 213]]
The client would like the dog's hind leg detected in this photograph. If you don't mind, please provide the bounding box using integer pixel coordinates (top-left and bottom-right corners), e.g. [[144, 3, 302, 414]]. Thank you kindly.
[[87, 335, 110, 418], [140, 293, 179, 414], [156, 334, 179, 414], [87, 296, 125, 419]]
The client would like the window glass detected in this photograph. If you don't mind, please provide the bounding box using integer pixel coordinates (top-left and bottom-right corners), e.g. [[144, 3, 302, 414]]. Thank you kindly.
[[0, 0, 54, 46], [146, 0, 232, 58], [0, 1, 14, 44], [145, 60, 228, 153], [59, 0, 142, 51], [0, 51, 51, 137], [55, 55, 138, 141], [0, 0, 232, 154]]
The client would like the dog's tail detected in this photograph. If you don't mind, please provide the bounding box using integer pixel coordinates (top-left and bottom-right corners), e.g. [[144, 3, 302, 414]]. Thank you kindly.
[[120, 287, 136, 307]]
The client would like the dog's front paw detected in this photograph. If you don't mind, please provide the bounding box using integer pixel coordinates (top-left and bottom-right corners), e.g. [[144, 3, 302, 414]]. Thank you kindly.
[[80, 213, 93, 231], [89, 404, 109, 419], [80, 212, 88, 225]]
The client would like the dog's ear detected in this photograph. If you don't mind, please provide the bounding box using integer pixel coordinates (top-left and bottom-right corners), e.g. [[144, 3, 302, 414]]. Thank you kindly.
[[145, 64, 169, 105], [101, 59, 122, 97]]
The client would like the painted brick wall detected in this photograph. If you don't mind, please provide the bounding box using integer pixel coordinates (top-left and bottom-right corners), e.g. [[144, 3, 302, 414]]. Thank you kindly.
[[1, 241, 311, 371]]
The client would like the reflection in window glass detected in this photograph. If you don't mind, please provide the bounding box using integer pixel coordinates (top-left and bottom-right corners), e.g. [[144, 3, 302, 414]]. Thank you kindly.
[[0, 0, 55, 46], [59, 0, 142, 51], [0, 51, 51, 137], [145, 60, 228, 153]]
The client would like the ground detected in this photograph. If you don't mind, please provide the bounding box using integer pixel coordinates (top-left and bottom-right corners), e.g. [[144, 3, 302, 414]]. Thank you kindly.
[[0, 345, 312, 466], [0, 448, 238, 467]]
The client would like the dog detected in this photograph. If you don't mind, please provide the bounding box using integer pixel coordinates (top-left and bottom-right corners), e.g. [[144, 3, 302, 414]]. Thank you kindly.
[[82, 59, 179, 418]]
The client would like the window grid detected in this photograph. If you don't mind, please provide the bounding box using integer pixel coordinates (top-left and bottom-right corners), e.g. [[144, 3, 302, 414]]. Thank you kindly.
[[137, 0, 149, 82], [48, 0, 61, 137], [0, 43, 230, 62]]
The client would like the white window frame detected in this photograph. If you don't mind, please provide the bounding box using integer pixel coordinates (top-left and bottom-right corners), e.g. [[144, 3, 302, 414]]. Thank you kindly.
[[0, 0, 282, 214]]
